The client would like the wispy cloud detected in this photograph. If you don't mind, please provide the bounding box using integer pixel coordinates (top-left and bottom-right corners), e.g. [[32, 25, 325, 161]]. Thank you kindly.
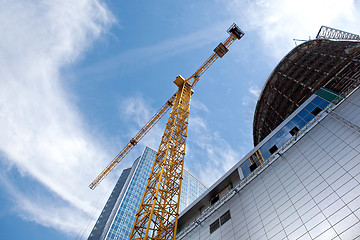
[[120, 94, 154, 126], [249, 86, 261, 98], [118, 94, 166, 153], [0, 168, 93, 234], [186, 102, 240, 186], [228, 0, 360, 59], [191, 99, 210, 113], [242, 85, 261, 107], [75, 23, 227, 77], [0, 0, 114, 237]]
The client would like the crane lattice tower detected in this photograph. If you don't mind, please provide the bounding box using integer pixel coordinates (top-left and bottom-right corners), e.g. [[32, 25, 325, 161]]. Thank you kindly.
[[129, 24, 244, 240]]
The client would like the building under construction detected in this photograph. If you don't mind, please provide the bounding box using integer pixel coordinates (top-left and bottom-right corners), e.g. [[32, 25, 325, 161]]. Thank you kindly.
[[176, 26, 360, 240], [253, 26, 360, 146]]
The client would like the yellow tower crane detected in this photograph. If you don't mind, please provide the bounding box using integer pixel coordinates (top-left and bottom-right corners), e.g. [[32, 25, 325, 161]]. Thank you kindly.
[[89, 23, 244, 239]]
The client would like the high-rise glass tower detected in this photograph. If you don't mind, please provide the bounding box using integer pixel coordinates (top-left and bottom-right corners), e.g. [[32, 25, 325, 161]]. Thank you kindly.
[[88, 146, 207, 240]]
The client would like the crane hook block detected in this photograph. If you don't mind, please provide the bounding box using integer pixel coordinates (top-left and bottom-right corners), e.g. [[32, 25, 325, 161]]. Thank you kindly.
[[227, 23, 245, 39]]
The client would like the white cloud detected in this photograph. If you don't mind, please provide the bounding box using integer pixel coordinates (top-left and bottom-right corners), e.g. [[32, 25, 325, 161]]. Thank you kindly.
[[228, 0, 360, 58], [249, 85, 261, 98], [186, 109, 240, 186], [75, 23, 227, 77], [120, 94, 154, 126], [118, 94, 166, 153], [242, 85, 261, 106], [0, 169, 93, 235], [0, 0, 114, 237], [191, 99, 210, 113]]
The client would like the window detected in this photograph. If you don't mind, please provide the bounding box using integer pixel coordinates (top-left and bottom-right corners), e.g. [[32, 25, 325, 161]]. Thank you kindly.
[[210, 219, 220, 234], [210, 195, 219, 205], [269, 145, 278, 154], [210, 210, 232, 234], [249, 162, 257, 172], [311, 107, 322, 116], [220, 210, 231, 225], [289, 126, 299, 136]]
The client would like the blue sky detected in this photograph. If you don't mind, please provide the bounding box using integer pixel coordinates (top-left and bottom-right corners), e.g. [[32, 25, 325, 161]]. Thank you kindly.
[[1, 0, 359, 239]]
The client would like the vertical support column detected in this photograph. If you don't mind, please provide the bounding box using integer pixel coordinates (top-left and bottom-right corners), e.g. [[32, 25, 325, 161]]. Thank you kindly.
[[129, 80, 193, 240]]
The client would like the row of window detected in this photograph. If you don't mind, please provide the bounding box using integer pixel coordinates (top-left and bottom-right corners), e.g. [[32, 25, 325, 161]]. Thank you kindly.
[[210, 210, 231, 234], [240, 94, 332, 178]]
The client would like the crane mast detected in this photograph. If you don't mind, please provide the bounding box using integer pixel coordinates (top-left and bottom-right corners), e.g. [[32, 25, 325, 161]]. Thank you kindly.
[[129, 24, 244, 240]]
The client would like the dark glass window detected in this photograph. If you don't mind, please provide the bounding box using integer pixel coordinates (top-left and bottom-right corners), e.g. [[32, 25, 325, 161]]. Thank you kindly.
[[220, 210, 231, 225], [249, 163, 257, 172], [210, 195, 219, 205], [311, 107, 322, 116], [269, 145, 278, 154], [210, 219, 220, 234], [210, 210, 232, 234], [289, 126, 299, 136]]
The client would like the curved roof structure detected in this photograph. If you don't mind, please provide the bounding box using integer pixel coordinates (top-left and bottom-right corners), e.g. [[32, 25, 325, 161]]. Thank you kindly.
[[253, 39, 360, 146]]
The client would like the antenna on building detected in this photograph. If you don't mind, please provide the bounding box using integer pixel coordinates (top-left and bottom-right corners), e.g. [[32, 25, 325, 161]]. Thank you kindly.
[[293, 39, 307, 46]]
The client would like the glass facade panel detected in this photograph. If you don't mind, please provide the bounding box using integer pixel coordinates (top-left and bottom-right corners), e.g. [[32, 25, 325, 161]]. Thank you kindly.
[[106, 148, 155, 240], [240, 159, 252, 178], [304, 102, 317, 113], [179, 169, 207, 213]]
